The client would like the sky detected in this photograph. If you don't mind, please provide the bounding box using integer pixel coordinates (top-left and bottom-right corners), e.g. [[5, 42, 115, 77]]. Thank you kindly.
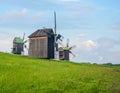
[[0, 0, 120, 64]]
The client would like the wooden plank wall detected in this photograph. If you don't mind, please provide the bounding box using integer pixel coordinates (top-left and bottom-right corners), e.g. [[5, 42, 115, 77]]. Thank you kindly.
[[48, 36, 54, 59], [29, 37, 48, 58], [64, 50, 69, 60]]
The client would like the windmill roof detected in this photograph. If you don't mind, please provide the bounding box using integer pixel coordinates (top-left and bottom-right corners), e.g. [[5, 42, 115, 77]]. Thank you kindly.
[[59, 47, 69, 50], [29, 28, 54, 38], [14, 37, 24, 43]]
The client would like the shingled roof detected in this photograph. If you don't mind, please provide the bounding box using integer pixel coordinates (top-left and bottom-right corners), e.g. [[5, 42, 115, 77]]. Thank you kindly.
[[13, 37, 24, 43], [29, 28, 54, 38]]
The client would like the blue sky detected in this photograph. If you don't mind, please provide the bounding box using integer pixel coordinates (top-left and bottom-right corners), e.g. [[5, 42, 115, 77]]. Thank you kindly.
[[0, 0, 120, 64]]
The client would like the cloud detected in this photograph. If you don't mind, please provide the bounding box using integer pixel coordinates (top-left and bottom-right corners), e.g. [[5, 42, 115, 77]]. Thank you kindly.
[[0, 39, 12, 52], [76, 40, 98, 52], [72, 37, 120, 64], [96, 37, 120, 64], [3, 8, 29, 21], [1, 8, 44, 23], [83, 40, 97, 50], [0, 8, 45, 29]]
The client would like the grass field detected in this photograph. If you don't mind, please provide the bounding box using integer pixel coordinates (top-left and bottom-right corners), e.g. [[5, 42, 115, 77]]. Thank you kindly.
[[0, 52, 120, 93]]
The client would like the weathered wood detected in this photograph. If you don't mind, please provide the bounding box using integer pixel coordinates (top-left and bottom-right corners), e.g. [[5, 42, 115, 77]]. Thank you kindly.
[[59, 47, 69, 60], [12, 37, 24, 54], [28, 28, 54, 59]]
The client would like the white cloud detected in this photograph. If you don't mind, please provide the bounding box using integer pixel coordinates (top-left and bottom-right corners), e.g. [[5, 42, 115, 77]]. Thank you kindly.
[[3, 8, 29, 21], [2, 8, 44, 23], [71, 37, 120, 64], [83, 40, 97, 48], [0, 39, 12, 52], [76, 40, 98, 52]]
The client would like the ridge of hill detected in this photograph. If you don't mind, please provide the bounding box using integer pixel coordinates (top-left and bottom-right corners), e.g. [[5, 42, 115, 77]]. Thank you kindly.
[[0, 52, 120, 93]]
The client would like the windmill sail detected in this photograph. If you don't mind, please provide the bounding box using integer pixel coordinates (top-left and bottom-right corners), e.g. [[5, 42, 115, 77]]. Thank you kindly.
[[54, 11, 56, 35], [66, 39, 69, 48], [56, 34, 64, 41], [23, 33, 25, 41], [53, 11, 59, 59]]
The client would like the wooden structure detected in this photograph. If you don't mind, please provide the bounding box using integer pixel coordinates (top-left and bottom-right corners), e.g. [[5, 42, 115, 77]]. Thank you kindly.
[[12, 37, 24, 54], [28, 28, 55, 59], [59, 47, 70, 60]]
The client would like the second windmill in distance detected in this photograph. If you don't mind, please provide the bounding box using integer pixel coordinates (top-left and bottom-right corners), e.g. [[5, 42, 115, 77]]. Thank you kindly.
[[58, 39, 76, 61]]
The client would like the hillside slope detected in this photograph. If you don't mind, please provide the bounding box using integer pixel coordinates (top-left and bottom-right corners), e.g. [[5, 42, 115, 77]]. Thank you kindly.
[[0, 52, 120, 93]]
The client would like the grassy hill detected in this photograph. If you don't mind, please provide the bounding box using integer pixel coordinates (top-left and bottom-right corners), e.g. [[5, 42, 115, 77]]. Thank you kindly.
[[0, 52, 120, 93]]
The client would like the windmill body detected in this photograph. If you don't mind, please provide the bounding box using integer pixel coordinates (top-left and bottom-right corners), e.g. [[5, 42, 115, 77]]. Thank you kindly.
[[59, 47, 70, 60], [12, 37, 24, 54], [27, 12, 63, 59], [28, 28, 55, 59]]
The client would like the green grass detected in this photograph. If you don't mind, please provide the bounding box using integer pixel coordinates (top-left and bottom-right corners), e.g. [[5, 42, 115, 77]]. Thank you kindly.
[[0, 52, 120, 93]]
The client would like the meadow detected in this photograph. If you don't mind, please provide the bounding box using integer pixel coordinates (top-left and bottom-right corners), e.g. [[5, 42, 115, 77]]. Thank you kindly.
[[0, 52, 120, 93]]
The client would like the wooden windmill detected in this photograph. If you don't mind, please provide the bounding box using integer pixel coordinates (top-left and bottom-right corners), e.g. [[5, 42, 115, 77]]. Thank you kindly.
[[59, 39, 75, 61], [28, 28, 55, 59], [28, 12, 63, 59], [12, 34, 28, 54]]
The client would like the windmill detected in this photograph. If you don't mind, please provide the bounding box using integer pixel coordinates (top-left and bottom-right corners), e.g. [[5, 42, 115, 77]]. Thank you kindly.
[[12, 33, 28, 55], [28, 11, 63, 59], [59, 39, 76, 61]]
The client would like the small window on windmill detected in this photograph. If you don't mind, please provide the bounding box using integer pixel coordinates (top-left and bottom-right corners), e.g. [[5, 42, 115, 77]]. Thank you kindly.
[[13, 47, 16, 51]]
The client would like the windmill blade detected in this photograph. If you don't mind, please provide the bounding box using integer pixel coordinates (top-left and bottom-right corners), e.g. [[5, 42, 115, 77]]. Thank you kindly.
[[66, 39, 69, 48], [54, 11, 57, 35], [57, 40, 64, 47], [69, 51, 75, 57], [23, 33, 25, 40], [56, 34, 64, 41], [69, 45, 76, 50], [24, 39, 28, 43], [22, 44, 28, 55], [24, 44, 29, 51]]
